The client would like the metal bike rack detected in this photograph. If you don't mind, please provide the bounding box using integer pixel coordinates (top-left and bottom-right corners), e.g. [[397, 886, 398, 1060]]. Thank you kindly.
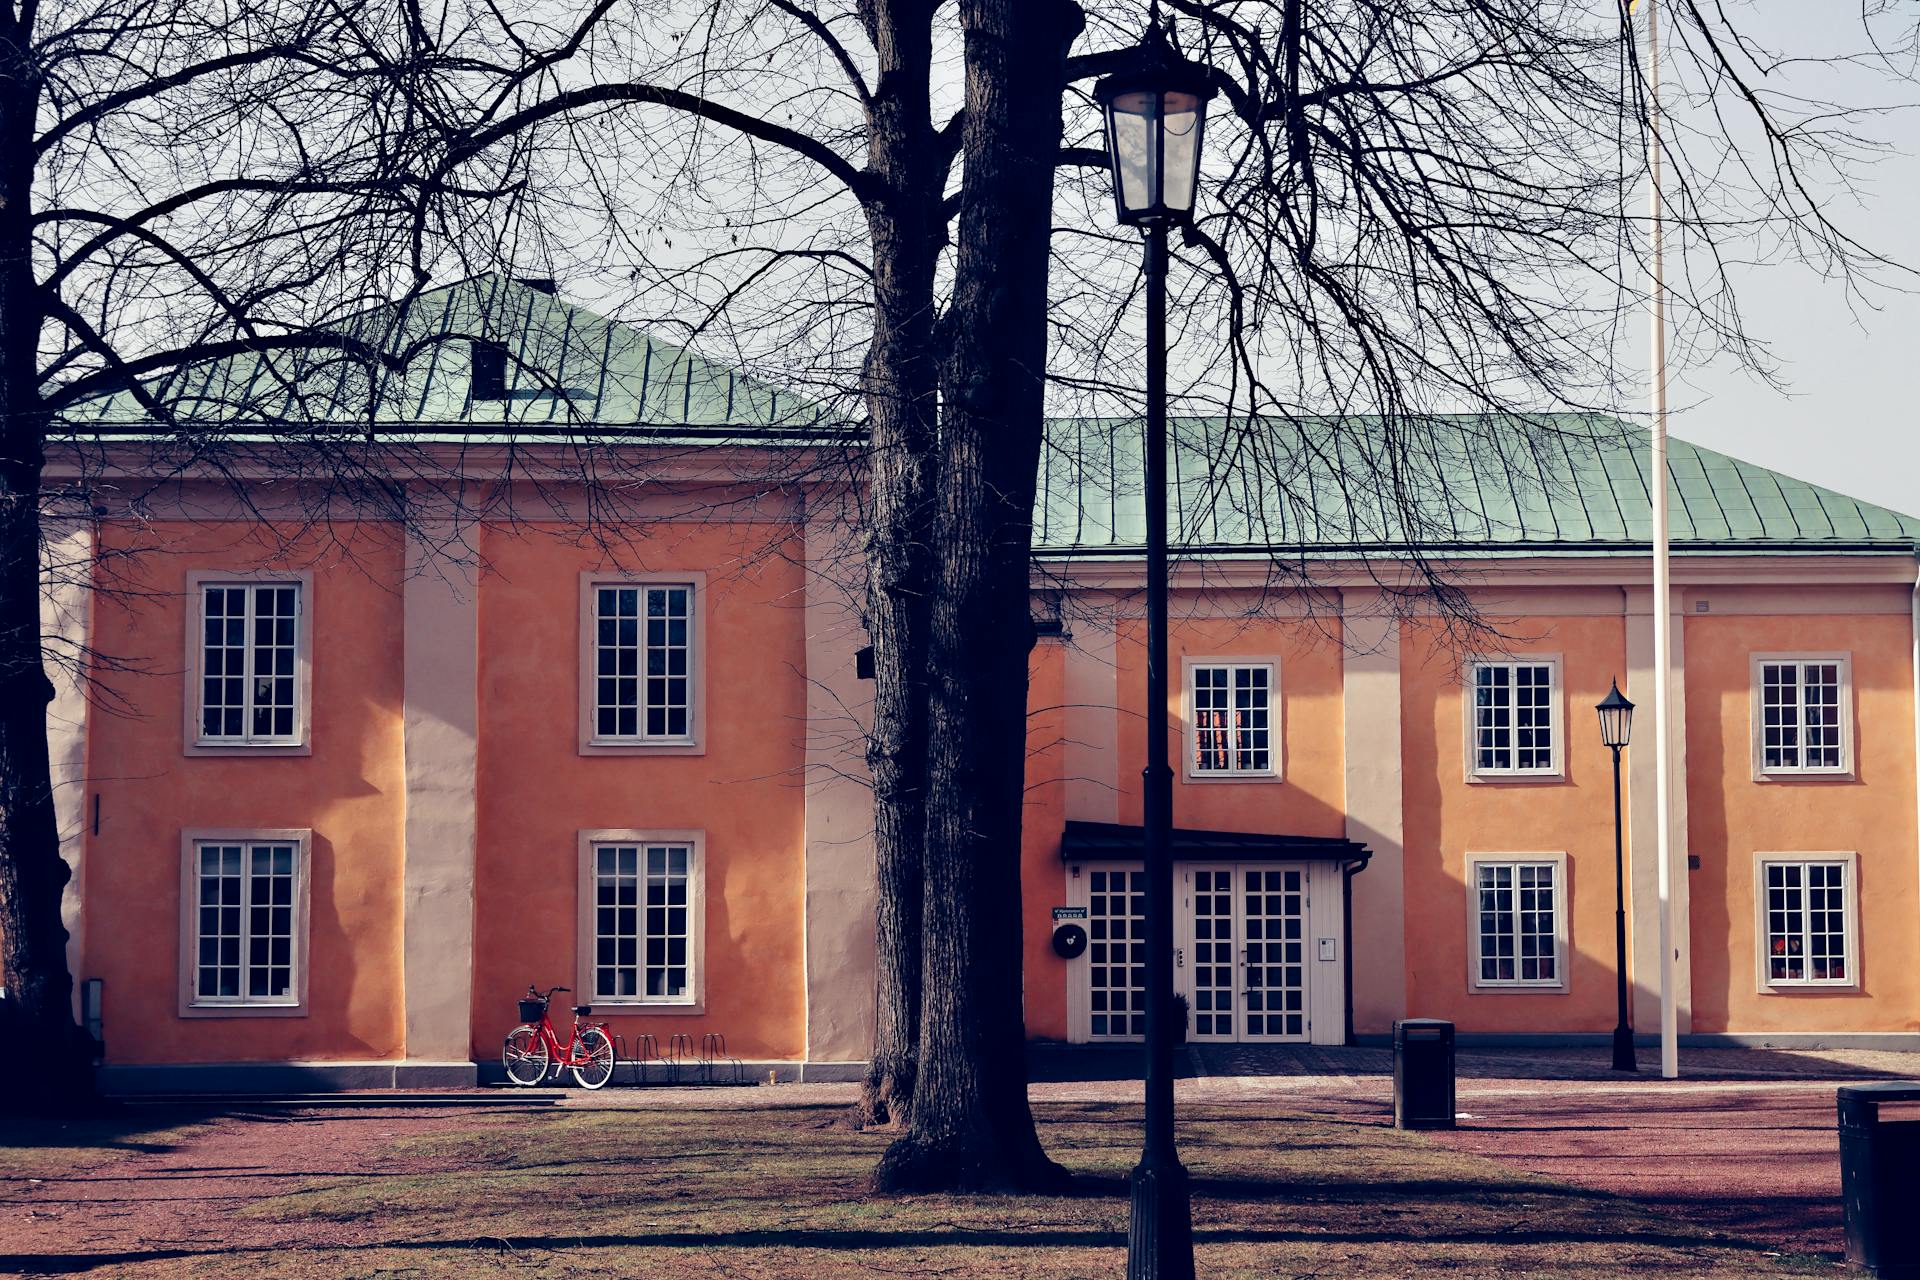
[[664, 1032, 696, 1084], [700, 1032, 747, 1085], [614, 1032, 673, 1086]]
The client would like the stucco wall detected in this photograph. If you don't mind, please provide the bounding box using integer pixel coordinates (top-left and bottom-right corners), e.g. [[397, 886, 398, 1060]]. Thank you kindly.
[[1022, 639, 1071, 1039], [85, 521, 408, 1064], [468, 523, 809, 1062], [1109, 615, 1348, 837], [1399, 610, 1629, 1032], [1683, 607, 1920, 1033]]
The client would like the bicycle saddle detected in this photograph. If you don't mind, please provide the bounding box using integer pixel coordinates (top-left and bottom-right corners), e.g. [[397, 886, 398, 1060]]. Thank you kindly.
[[572, 1004, 592, 1016]]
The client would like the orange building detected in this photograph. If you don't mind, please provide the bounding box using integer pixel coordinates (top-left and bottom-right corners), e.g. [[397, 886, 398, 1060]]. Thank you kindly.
[[44, 277, 1920, 1089]]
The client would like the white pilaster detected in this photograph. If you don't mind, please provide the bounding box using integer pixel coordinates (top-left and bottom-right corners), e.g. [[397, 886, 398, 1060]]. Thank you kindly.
[[1063, 608, 1120, 824], [1340, 590, 1406, 1035], [801, 497, 877, 1063], [1625, 586, 1693, 1033], [43, 520, 93, 1017], [402, 525, 479, 1064]]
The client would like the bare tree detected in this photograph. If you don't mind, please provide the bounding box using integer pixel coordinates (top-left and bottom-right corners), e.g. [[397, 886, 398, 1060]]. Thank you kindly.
[[0, 0, 458, 1105], [409, 0, 1913, 1190], [10, 0, 1909, 1196]]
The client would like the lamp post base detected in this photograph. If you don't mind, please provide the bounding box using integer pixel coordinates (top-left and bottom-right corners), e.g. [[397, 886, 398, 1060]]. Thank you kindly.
[[1611, 1023, 1638, 1073], [1127, 1157, 1196, 1280]]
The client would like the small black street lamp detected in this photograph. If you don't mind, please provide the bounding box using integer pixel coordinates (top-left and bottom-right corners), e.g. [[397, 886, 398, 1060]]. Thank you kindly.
[[1596, 679, 1637, 1073], [1095, 21, 1214, 1280]]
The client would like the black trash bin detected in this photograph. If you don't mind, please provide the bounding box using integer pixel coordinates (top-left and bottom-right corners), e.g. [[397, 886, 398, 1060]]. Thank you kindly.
[[1393, 1018, 1455, 1130], [1839, 1082, 1920, 1278]]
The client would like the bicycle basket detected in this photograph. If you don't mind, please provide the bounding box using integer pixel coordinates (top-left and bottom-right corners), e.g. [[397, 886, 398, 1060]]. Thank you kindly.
[[517, 997, 547, 1023]]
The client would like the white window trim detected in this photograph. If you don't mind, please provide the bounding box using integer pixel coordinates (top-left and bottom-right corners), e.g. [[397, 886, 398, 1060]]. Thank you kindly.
[[1753, 851, 1860, 994], [177, 828, 312, 1018], [1465, 852, 1570, 994], [182, 571, 314, 756], [1180, 656, 1283, 782], [576, 828, 707, 1012], [1749, 652, 1855, 781], [578, 571, 707, 756], [1463, 654, 1565, 782]]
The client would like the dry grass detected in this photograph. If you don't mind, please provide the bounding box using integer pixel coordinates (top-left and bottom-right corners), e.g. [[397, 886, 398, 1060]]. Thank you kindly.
[[0, 1108, 203, 1179], [6, 1100, 1842, 1278], [140, 1103, 1843, 1277]]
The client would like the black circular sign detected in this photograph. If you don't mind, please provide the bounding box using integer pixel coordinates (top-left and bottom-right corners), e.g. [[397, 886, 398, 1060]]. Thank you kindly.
[[1051, 923, 1088, 959]]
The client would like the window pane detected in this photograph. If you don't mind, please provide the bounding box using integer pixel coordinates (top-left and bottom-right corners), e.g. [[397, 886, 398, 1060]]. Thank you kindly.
[[595, 584, 692, 739], [1475, 862, 1557, 984], [1475, 663, 1553, 772], [1766, 860, 1848, 984], [1192, 664, 1271, 774], [193, 840, 297, 1004]]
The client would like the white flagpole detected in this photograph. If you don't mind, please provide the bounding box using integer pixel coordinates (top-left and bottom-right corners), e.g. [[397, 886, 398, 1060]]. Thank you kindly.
[[1646, 0, 1680, 1080]]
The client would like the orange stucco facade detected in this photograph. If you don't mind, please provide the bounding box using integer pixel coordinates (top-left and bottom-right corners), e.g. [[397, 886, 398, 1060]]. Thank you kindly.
[[1398, 613, 1629, 1033], [469, 523, 811, 1063], [1683, 607, 1920, 1034], [53, 504, 1920, 1084], [84, 521, 408, 1065]]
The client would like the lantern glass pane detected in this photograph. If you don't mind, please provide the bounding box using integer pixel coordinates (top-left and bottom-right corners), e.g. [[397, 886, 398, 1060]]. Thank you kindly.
[[1596, 703, 1631, 749], [1160, 92, 1204, 214], [1106, 91, 1157, 214]]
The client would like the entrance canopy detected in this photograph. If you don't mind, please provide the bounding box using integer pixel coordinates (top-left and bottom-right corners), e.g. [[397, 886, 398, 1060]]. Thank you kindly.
[[1059, 820, 1370, 866]]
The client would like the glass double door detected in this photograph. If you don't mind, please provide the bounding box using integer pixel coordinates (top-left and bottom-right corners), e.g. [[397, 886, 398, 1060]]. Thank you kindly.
[[1081, 861, 1311, 1044], [1180, 864, 1309, 1043]]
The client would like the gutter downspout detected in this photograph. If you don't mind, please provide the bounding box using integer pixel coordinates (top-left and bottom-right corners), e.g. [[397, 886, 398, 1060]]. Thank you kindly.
[[1342, 845, 1373, 1046]]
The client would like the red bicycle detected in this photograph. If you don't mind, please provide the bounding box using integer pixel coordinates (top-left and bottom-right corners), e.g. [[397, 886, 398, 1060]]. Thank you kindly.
[[503, 986, 616, 1089]]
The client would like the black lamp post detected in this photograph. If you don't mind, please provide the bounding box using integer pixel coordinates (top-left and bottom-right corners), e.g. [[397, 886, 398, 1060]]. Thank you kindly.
[[1596, 679, 1637, 1073], [1095, 23, 1213, 1280]]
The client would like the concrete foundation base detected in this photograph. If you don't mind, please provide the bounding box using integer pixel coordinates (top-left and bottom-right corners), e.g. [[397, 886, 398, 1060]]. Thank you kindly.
[[97, 1059, 478, 1094], [1352, 1031, 1920, 1052], [97, 1058, 868, 1094]]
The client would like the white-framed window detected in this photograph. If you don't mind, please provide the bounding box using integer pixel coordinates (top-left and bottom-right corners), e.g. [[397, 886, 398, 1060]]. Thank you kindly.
[[1184, 658, 1279, 779], [186, 575, 311, 751], [1755, 854, 1858, 989], [579, 574, 704, 753], [1468, 658, 1561, 778], [1752, 654, 1852, 777], [1466, 854, 1567, 991], [578, 830, 705, 1009], [177, 829, 309, 1016]]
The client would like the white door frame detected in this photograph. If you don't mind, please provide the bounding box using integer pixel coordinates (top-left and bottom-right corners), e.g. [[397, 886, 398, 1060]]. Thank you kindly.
[[1068, 858, 1348, 1046]]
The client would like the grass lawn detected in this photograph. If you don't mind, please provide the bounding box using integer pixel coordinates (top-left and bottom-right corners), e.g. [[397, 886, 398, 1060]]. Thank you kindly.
[[0, 1112, 206, 1179], [8, 1100, 1840, 1278]]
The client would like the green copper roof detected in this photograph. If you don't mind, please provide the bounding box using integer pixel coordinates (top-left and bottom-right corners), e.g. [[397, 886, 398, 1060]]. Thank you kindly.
[[1035, 414, 1920, 556], [58, 273, 833, 437], [56, 277, 1916, 557]]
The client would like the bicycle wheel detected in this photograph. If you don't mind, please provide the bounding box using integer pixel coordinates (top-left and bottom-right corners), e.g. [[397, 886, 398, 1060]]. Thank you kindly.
[[503, 1025, 550, 1086], [570, 1027, 616, 1090]]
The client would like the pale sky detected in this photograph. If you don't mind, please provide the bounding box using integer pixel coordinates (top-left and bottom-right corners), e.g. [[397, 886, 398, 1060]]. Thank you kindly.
[[1668, 3, 1920, 516]]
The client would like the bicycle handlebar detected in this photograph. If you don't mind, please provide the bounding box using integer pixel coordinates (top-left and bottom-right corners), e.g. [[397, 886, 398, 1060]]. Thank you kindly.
[[523, 984, 573, 1001]]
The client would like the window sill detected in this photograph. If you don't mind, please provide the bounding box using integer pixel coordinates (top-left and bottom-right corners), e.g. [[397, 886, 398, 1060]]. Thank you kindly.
[[1466, 771, 1566, 785], [1759, 981, 1860, 995], [588, 1001, 707, 1016], [1182, 770, 1283, 785], [1468, 983, 1569, 995], [185, 741, 312, 758], [1752, 769, 1856, 784], [179, 1002, 308, 1019], [579, 738, 705, 758]]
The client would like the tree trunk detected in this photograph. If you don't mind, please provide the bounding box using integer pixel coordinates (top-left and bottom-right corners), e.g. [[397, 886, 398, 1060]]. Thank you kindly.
[[852, 0, 942, 1130], [874, 0, 1082, 1193], [0, 35, 92, 1110]]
